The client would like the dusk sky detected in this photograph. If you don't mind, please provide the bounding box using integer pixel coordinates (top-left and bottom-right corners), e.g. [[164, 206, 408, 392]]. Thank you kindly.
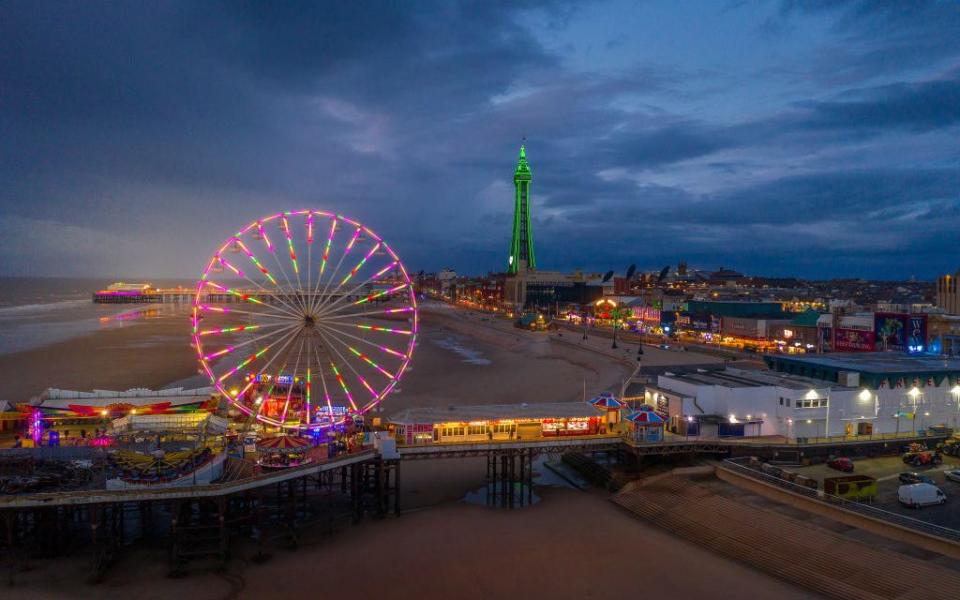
[[2, 1, 958, 280]]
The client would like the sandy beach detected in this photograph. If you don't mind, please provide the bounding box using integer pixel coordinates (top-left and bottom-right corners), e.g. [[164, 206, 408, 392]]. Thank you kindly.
[[0, 302, 655, 412], [0, 310, 198, 404], [0, 301, 814, 598], [4, 485, 814, 600]]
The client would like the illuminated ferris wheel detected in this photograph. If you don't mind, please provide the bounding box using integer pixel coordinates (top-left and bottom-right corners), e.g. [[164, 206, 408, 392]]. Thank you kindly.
[[192, 210, 418, 431]]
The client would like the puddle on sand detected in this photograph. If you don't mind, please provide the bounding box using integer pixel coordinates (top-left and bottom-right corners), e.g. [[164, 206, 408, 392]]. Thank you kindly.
[[431, 335, 492, 365], [461, 454, 580, 508]]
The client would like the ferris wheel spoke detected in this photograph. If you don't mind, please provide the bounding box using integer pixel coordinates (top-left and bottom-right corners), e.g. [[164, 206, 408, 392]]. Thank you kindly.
[[316, 324, 397, 381], [223, 245, 305, 318], [260, 218, 307, 314], [308, 217, 338, 314], [248, 329, 303, 421], [232, 238, 279, 287], [214, 324, 302, 384], [315, 320, 410, 359], [196, 321, 292, 337], [279, 335, 305, 425], [319, 306, 415, 322], [313, 261, 399, 318], [327, 358, 358, 412], [304, 333, 313, 426], [316, 329, 375, 409], [313, 226, 362, 314], [313, 342, 335, 424], [317, 328, 381, 405], [279, 214, 304, 298], [306, 212, 314, 322], [196, 304, 301, 322], [203, 280, 293, 316], [338, 242, 381, 288], [198, 323, 300, 361]]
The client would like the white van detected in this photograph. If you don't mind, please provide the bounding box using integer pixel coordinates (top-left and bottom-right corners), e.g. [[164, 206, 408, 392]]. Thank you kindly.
[[898, 483, 946, 508]]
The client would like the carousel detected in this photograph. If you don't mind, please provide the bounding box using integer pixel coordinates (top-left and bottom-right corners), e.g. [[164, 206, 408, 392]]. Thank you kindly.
[[256, 435, 313, 469]]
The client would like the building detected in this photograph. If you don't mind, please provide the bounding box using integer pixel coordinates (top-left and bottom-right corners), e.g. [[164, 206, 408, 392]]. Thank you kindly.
[[21, 387, 218, 420], [927, 313, 960, 356], [936, 271, 960, 314], [388, 402, 604, 445], [649, 354, 960, 441]]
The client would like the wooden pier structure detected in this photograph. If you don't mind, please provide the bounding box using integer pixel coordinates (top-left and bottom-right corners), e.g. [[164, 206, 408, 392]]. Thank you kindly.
[[1, 431, 949, 585]]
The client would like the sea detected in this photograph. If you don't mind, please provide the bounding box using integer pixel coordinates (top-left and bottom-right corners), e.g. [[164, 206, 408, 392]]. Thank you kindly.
[[0, 277, 194, 356]]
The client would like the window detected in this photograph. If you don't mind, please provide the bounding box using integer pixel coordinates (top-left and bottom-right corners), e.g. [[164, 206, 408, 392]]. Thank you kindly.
[[779, 397, 784, 406], [786, 398, 790, 407], [468, 425, 485, 435]]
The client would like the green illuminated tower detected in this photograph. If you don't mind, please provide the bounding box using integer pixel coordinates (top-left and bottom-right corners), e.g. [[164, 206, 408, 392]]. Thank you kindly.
[[507, 144, 536, 275]]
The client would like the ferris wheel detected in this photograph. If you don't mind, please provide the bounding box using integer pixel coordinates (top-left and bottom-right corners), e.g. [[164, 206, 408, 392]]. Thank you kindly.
[[192, 210, 418, 431]]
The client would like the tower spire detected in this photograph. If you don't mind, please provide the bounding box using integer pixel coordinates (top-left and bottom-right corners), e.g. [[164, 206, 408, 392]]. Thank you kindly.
[[508, 143, 535, 275]]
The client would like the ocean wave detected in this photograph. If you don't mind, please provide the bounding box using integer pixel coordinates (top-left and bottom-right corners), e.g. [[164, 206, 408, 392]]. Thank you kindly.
[[0, 299, 91, 316]]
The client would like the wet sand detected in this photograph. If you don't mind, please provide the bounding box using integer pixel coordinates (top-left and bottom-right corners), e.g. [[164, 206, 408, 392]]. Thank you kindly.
[[0, 304, 638, 412], [0, 312, 198, 403]]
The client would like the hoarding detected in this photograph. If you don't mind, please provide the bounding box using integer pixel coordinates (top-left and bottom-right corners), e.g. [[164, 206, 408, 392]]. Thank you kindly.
[[833, 328, 875, 352], [874, 313, 927, 353]]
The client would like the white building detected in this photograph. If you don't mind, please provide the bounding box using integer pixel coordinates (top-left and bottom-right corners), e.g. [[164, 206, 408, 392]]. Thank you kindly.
[[648, 354, 960, 441]]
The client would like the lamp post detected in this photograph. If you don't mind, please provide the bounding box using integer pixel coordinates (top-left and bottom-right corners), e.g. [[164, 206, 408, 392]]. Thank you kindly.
[[611, 307, 620, 349], [908, 386, 921, 435]]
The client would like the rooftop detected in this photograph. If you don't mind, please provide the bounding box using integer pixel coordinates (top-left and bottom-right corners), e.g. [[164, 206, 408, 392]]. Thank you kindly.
[[388, 401, 597, 424], [661, 367, 845, 392], [767, 353, 960, 375]]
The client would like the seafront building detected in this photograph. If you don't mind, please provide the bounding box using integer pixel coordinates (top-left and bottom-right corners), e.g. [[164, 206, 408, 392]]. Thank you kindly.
[[648, 354, 960, 441]]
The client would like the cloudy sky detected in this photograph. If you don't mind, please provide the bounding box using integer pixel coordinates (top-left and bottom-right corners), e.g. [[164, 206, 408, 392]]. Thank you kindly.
[[2, 1, 958, 280]]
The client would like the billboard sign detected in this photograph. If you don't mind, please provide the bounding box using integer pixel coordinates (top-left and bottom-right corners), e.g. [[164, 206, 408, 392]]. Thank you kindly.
[[833, 328, 875, 352], [874, 313, 927, 353]]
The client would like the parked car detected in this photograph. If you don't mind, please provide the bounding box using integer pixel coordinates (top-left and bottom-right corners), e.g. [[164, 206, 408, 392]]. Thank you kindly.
[[945, 469, 960, 483], [827, 457, 854, 472], [898, 483, 947, 508], [899, 472, 935, 485]]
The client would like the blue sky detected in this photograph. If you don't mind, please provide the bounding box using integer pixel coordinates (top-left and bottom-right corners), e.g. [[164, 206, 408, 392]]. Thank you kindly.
[[2, 1, 958, 279]]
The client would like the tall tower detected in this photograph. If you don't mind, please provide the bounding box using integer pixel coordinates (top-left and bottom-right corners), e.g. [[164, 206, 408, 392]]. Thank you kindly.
[[507, 145, 536, 275]]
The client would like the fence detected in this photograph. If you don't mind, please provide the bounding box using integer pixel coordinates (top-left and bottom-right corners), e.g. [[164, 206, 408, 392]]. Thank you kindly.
[[0, 447, 109, 461], [720, 457, 960, 544]]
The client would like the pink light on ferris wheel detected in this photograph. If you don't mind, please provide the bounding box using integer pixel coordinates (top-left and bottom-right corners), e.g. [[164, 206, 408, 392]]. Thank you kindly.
[[192, 209, 417, 432]]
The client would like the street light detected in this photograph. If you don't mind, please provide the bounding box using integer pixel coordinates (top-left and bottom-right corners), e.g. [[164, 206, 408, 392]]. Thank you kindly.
[[908, 386, 921, 434]]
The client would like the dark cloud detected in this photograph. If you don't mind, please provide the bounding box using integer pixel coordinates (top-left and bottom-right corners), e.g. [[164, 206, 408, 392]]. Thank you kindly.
[[0, 1, 958, 280]]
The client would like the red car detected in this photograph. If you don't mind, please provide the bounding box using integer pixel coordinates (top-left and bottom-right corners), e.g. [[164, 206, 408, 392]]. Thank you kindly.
[[827, 457, 854, 472]]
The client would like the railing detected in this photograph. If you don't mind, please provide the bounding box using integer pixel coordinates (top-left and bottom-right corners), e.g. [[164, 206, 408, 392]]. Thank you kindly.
[[0, 448, 377, 508], [720, 457, 960, 544]]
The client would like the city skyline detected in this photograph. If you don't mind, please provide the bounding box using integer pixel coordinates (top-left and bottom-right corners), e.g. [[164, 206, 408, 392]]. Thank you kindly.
[[2, 2, 959, 280]]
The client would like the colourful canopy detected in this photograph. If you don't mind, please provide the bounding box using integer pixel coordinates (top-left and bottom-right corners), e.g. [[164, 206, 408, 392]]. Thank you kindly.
[[625, 408, 665, 425], [590, 393, 626, 410], [257, 435, 311, 451]]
